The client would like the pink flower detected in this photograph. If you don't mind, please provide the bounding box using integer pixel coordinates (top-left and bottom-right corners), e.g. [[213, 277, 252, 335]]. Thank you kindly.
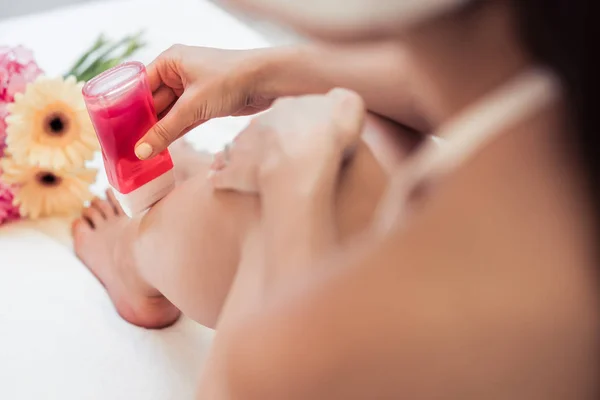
[[0, 101, 8, 157], [0, 46, 43, 156], [0, 46, 43, 103], [0, 180, 20, 225]]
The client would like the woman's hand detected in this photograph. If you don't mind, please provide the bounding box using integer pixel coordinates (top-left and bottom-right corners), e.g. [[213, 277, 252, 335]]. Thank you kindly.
[[135, 45, 279, 160], [134, 43, 430, 162], [210, 88, 366, 272], [209, 88, 366, 196]]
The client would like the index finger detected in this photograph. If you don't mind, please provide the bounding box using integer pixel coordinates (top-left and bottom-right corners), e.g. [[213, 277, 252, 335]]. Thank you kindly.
[[146, 60, 163, 93], [146, 44, 183, 92]]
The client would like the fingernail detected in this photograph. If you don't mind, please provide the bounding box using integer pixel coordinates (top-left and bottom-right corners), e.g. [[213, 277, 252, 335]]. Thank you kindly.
[[329, 88, 359, 106], [135, 143, 153, 160], [330, 89, 364, 134], [206, 169, 216, 180], [329, 88, 352, 101]]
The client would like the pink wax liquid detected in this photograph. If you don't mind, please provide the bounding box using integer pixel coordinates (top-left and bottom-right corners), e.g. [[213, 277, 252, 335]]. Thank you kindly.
[[83, 62, 174, 216]]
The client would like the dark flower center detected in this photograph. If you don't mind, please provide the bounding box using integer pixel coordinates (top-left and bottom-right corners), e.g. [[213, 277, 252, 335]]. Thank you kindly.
[[49, 117, 64, 132], [36, 172, 62, 187], [44, 112, 69, 136]]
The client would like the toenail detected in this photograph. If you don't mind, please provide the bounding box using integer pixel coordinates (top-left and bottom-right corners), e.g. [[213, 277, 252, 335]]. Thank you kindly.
[[72, 219, 84, 231]]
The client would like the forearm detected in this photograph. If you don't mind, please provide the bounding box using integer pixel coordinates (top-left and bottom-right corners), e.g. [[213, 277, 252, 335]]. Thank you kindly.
[[263, 189, 337, 275], [256, 43, 430, 132], [260, 140, 387, 276], [197, 137, 401, 398]]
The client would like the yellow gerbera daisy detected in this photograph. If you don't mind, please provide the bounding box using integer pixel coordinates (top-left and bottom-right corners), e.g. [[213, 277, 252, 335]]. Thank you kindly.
[[0, 157, 97, 219], [5, 75, 99, 170]]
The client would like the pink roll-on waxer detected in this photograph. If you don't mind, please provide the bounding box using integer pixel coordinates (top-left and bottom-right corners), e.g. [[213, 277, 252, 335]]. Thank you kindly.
[[83, 61, 174, 216]]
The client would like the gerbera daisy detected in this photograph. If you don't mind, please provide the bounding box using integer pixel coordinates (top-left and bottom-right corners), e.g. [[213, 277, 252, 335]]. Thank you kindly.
[[0, 157, 97, 219], [5, 75, 99, 170]]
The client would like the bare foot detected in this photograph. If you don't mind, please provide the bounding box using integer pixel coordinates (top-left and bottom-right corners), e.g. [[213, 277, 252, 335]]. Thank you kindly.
[[73, 190, 181, 329]]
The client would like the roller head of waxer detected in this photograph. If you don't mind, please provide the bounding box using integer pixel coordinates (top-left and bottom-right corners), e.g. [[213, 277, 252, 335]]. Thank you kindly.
[[111, 169, 175, 217]]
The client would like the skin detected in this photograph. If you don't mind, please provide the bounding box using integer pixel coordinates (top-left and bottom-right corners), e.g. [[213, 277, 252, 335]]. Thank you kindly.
[[205, 101, 600, 399], [73, 0, 599, 398], [195, 1, 600, 398], [74, 113, 419, 328], [134, 42, 430, 159], [74, 34, 424, 329]]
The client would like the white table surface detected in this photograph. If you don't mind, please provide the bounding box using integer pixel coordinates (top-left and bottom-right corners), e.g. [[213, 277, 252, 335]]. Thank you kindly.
[[0, 1, 268, 398]]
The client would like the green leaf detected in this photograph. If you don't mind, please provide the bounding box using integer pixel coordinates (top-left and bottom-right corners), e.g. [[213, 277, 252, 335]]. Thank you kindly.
[[63, 34, 108, 79], [66, 31, 146, 82], [78, 58, 122, 82]]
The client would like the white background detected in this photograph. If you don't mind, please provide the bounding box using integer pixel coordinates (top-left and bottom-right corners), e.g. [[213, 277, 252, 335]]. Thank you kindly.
[[1, 0, 109, 19], [0, 0, 296, 44]]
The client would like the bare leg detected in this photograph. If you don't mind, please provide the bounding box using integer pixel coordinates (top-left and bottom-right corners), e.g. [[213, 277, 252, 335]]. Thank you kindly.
[[74, 141, 260, 328], [73, 117, 420, 329]]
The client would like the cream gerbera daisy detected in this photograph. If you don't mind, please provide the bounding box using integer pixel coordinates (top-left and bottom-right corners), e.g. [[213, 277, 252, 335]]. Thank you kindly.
[[0, 157, 97, 219], [5, 75, 99, 170]]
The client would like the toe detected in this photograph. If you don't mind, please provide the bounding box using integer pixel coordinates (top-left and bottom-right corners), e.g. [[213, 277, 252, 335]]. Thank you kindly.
[[82, 205, 105, 228], [71, 218, 92, 243], [106, 189, 125, 216], [71, 217, 107, 287], [91, 197, 116, 219]]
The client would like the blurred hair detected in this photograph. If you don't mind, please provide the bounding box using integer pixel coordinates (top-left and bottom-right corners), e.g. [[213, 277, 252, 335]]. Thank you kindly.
[[510, 1, 595, 225]]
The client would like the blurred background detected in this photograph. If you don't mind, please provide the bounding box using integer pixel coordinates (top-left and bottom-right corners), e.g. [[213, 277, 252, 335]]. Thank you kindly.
[[2, 0, 83, 18], [0, 0, 296, 44]]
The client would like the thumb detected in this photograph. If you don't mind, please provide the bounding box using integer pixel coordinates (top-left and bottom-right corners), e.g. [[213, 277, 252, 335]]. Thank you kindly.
[[134, 91, 197, 160], [327, 88, 365, 147]]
